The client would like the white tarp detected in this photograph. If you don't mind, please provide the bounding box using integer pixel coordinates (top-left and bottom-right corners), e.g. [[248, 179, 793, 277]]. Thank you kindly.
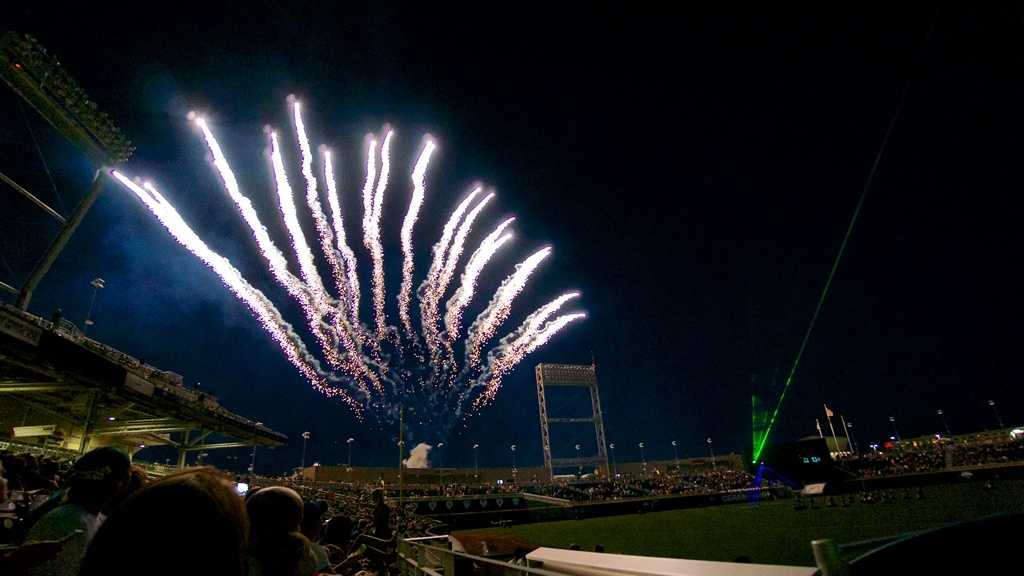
[[527, 547, 815, 576]]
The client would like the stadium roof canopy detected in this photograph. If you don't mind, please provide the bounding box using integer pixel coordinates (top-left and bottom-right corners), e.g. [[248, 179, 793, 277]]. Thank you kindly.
[[0, 304, 286, 464]]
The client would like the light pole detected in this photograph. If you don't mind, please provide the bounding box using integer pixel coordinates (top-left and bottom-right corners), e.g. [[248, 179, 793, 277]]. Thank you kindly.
[[83, 277, 105, 335], [510, 444, 517, 482], [575, 443, 582, 478], [936, 409, 950, 436], [609, 443, 617, 481], [301, 431, 311, 470], [473, 443, 480, 482], [847, 421, 860, 455], [889, 416, 901, 441], [249, 423, 262, 478], [638, 442, 646, 477], [671, 440, 680, 473], [988, 400, 1004, 429], [706, 437, 715, 467], [346, 437, 355, 470], [436, 442, 445, 486]]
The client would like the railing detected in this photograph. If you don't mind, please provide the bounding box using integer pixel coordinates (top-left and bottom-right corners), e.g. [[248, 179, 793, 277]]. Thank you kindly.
[[399, 536, 820, 576], [398, 536, 574, 576]]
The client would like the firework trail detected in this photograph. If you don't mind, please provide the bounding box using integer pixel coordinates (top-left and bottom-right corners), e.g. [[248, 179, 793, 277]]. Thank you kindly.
[[472, 311, 586, 410], [365, 130, 394, 342], [359, 136, 378, 327], [293, 101, 348, 310], [113, 98, 584, 436], [444, 217, 515, 340], [192, 116, 307, 304], [110, 171, 363, 415], [323, 150, 361, 326], [292, 102, 370, 382], [419, 188, 482, 358], [194, 116, 367, 389], [398, 139, 437, 339], [432, 192, 495, 368], [459, 292, 579, 410], [435, 192, 494, 312], [465, 246, 553, 367], [269, 130, 343, 367]]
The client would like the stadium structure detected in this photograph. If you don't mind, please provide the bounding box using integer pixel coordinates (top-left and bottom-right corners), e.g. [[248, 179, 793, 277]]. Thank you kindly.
[[0, 31, 285, 466], [535, 363, 610, 480]]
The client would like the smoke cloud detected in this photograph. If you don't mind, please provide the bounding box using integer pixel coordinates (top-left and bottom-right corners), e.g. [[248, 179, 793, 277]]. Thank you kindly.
[[403, 442, 433, 469]]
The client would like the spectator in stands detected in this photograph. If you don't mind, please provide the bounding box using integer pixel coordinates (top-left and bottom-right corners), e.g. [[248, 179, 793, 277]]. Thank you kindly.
[[322, 515, 354, 565], [247, 485, 318, 576], [511, 547, 528, 566], [79, 468, 248, 576], [0, 459, 7, 503], [23, 447, 130, 576], [372, 489, 391, 540], [103, 464, 147, 514], [302, 500, 330, 572], [1, 454, 25, 492]]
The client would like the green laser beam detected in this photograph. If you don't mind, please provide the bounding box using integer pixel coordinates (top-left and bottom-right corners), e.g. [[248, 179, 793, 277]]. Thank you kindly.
[[752, 12, 938, 463]]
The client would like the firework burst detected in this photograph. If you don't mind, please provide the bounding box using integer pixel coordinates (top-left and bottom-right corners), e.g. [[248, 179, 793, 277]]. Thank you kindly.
[[113, 98, 584, 437]]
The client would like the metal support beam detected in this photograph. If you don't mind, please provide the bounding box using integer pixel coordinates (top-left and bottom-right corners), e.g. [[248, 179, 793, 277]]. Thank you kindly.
[[80, 390, 98, 454], [0, 170, 65, 223], [548, 417, 594, 424], [17, 169, 106, 310], [590, 365, 610, 478], [177, 430, 189, 469], [9, 395, 80, 424], [90, 425, 193, 436], [0, 280, 17, 295], [0, 381, 72, 393], [185, 430, 213, 448], [536, 365, 552, 480], [185, 441, 253, 451]]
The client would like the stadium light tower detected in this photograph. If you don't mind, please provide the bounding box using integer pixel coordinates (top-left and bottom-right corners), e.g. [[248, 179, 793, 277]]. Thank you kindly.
[[473, 443, 480, 481], [936, 409, 951, 436], [346, 437, 355, 470], [82, 277, 105, 335], [707, 437, 716, 467], [437, 442, 445, 486], [671, 440, 680, 472], [638, 442, 646, 477], [988, 400, 1004, 429], [609, 442, 617, 481], [889, 416, 901, 441], [510, 444, 518, 482], [575, 443, 582, 478]]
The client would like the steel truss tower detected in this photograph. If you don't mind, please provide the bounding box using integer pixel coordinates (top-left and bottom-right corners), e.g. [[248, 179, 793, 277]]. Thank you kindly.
[[535, 363, 609, 481]]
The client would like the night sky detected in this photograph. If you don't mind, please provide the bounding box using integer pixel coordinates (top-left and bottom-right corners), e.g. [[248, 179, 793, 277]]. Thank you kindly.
[[3, 5, 1023, 473]]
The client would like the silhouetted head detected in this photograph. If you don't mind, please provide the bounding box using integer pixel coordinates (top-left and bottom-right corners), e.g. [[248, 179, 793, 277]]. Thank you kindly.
[[67, 447, 131, 514], [80, 468, 248, 576]]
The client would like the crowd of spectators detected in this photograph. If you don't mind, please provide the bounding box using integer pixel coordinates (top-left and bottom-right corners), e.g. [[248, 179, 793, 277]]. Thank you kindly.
[[949, 436, 1024, 468], [4, 432, 1024, 574], [1, 447, 417, 576], [517, 467, 758, 502], [840, 434, 1024, 478]]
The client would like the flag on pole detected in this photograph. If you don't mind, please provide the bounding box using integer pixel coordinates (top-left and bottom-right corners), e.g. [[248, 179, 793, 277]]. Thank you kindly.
[[824, 404, 840, 454], [816, 418, 823, 437]]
